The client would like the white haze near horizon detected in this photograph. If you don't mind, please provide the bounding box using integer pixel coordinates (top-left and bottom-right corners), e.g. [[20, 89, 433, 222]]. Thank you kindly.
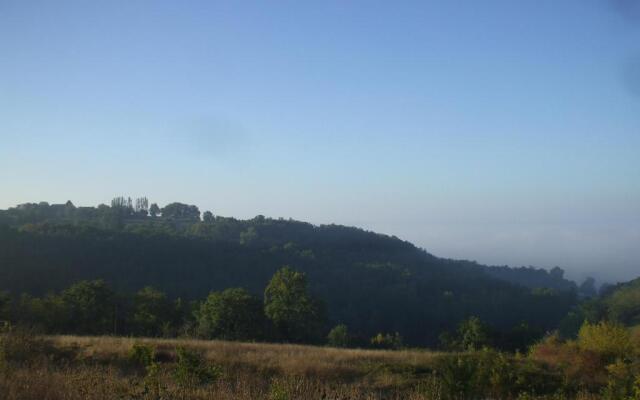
[[0, 196, 637, 286]]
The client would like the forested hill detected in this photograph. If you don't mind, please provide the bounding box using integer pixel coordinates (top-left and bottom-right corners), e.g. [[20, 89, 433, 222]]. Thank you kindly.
[[586, 277, 640, 327], [482, 265, 577, 292], [0, 199, 579, 345]]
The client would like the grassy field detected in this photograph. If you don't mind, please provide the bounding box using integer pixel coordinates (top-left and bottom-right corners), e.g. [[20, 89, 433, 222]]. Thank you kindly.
[[0, 332, 613, 399], [53, 335, 443, 381], [2, 334, 448, 399]]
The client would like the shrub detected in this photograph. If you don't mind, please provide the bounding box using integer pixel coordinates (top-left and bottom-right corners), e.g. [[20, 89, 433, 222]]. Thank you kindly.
[[601, 359, 640, 400], [578, 321, 633, 361], [128, 342, 155, 367], [437, 354, 480, 399], [631, 325, 640, 350], [530, 332, 615, 391], [439, 316, 493, 351], [327, 324, 350, 348], [511, 356, 565, 396], [370, 332, 403, 350], [143, 360, 163, 398], [483, 349, 518, 397], [269, 378, 290, 400], [173, 346, 222, 387], [458, 316, 492, 351], [128, 343, 165, 396], [435, 349, 564, 399]]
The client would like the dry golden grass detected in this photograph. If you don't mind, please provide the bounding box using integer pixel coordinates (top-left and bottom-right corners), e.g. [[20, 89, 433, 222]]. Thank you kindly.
[[1, 333, 444, 400], [0, 334, 615, 399], [52, 335, 441, 381], [0, 366, 442, 400]]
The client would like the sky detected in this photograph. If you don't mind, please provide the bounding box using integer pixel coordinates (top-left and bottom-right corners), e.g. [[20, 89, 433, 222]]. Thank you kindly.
[[1, 0, 639, 283]]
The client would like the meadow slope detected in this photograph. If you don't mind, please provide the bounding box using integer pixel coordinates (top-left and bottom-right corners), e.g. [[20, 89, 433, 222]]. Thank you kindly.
[[0, 333, 611, 400]]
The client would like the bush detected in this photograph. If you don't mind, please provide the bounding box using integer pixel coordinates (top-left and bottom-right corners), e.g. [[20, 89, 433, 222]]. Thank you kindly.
[[128, 342, 155, 367], [437, 354, 479, 398], [458, 316, 492, 351], [631, 325, 640, 346], [327, 324, 350, 348], [144, 360, 163, 398], [601, 359, 639, 400], [127, 342, 166, 396], [438, 350, 522, 399], [173, 346, 222, 387], [269, 378, 290, 400], [578, 321, 633, 361], [531, 335, 599, 391], [435, 349, 563, 399], [439, 316, 493, 351], [370, 332, 403, 350]]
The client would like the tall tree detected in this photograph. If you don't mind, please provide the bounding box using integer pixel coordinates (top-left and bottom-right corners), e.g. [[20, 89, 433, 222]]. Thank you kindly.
[[149, 203, 160, 217], [196, 288, 265, 341], [132, 286, 172, 337], [161, 202, 200, 221], [134, 197, 149, 215], [202, 211, 214, 223], [264, 267, 325, 343], [61, 280, 115, 335], [550, 266, 565, 280], [579, 277, 597, 298]]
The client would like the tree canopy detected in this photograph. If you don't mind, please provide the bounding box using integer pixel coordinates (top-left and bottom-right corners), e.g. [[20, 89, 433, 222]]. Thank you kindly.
[[264, 267, 325, 343], [196, 288, 265, 341], [0, 199, 583, 346]]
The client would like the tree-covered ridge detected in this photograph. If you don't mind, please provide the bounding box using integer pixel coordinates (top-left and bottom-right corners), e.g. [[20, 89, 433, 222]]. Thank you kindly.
[[0, 266, 327, 344], [602, 278, 640, 326], [0, 199, 580, 346], [482, 265, 577, 292], [554, 276, 640, 342], [0, 199, 578, 288]]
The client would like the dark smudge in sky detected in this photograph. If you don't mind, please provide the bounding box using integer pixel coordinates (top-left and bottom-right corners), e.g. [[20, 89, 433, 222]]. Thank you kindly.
[[607, 1, 640, 97], [609, 0, 640, 22], [622, 55, 640, 98], [167, 117, 250, 159]]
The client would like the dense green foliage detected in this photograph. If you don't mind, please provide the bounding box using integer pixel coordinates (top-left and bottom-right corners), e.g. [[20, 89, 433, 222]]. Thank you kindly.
[[604, 279, 640, 326], [0, 199, 581, 346], [327, 324, 351, 348], [264, 267, 325, 343], [195, 288, 266, 341], [131, 286, 175, 337], [559, 278, 640, 339], [2, 268, 330, 345]]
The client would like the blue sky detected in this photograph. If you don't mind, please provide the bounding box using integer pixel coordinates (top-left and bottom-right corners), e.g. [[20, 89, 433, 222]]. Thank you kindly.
[[1, 0, 639, 282]]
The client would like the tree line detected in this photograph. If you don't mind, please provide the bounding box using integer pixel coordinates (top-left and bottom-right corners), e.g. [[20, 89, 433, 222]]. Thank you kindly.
[[0, 266, 551, 352], [0, 267, 326, 344], [0, 199, 581, 347]]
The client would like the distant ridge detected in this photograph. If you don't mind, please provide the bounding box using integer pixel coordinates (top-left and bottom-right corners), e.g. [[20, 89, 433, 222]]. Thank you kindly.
[[0, 200, 579, 345]]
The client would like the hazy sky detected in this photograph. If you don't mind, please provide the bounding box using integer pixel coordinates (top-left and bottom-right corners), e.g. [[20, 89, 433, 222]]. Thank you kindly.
[[1, 1, 639, 283]]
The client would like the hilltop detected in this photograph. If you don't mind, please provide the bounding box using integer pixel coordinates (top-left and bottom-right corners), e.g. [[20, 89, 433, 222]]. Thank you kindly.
[[0, 199, 580, 346]]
